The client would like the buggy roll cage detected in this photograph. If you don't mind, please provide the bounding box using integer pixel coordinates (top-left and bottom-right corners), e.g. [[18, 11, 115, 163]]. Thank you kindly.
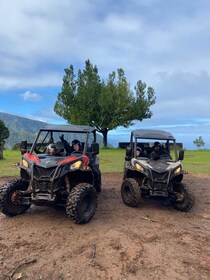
[[129, 129, 179, 161], [20, 124, 98, 156]]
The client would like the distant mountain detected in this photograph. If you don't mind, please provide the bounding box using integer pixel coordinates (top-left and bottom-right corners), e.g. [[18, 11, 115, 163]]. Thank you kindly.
[[0, 112, 49, 149], [0, 112, 104, 149]]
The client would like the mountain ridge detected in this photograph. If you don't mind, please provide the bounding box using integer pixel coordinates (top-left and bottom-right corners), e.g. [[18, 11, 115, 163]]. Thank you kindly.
[[0, 112, 49, 148], [0, 112, 105, 148]]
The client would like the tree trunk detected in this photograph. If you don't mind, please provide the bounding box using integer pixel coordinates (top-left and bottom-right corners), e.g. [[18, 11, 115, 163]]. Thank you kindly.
[[0, 142, 3, 159], [101, 129, 108, 148]]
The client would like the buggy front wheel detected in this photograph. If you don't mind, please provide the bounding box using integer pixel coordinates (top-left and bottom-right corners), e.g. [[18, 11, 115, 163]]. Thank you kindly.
[[1, 179, 31, 216], [93, 168, 101, 193], [171, 182, 194, 212], [66, 183, 97, 224], [121, 178, 141, 207]]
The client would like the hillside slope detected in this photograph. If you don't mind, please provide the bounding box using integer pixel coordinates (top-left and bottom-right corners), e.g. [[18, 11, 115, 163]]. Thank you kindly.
[[0, 112, 48, 148]]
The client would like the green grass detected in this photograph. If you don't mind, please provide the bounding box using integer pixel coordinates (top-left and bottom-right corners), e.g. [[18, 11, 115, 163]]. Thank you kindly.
[[99, 148, 125, 173], [182, 150, 210, 174], [0, 150, 20, 177], [0, 149, 210, 177]]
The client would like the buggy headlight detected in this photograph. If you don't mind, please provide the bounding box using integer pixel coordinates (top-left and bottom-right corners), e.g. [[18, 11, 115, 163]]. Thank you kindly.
[[174, 166, 181, 174], [22, 159, 28, 168], [134, 162, 144, 172], [70, 160, 82, 171]]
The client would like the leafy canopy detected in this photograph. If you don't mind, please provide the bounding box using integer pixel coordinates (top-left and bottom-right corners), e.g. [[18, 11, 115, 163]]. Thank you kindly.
[[54, 59, 156, 147], [193, 136, 205, 148]]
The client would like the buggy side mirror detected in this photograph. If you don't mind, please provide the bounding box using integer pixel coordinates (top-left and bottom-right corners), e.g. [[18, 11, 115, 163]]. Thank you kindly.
[[20, 140, 27, 155], [125, 146, 132, 161], [90, 142, 99, 155], [178, 149, 184, 161]]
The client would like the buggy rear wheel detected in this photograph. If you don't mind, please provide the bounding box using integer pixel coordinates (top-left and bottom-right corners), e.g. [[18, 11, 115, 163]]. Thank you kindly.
[[171, 182, 194, 212], [121, 178, 141, 207], [66, 183, 97, 224], [1, 179, 31, 216]]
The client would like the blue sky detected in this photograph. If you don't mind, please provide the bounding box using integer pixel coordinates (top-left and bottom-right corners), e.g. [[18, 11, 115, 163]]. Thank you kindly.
[[0, 0, 210, 149]]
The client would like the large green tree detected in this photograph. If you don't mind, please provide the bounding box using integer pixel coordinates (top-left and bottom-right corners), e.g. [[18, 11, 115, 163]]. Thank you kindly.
[[0, 120, 9, 159], [54, 59, 156, 147]]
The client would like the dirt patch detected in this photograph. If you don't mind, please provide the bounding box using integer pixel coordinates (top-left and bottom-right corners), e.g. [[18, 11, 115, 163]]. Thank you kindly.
[[0, 173, 210, 280]]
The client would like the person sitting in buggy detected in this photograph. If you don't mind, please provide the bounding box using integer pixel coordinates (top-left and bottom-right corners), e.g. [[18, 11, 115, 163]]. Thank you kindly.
[[150, 141, 171, 160], [46, 143, 57, 156], [136, 146, 147, 158], [60, 135, 82, 155], [136, 147, 142, 157]]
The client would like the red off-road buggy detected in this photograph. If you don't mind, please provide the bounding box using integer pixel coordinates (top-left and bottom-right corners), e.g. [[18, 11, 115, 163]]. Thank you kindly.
[[0, 125, 101, 224]]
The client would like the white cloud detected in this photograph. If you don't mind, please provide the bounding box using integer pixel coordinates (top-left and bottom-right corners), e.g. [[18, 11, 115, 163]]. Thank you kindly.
[[0, 0, 210, 148], [25, 106, 67, 124], [1, 0, 210, 88], [0, 71, 62, 89], [20, 90, 42, 102], [151, 70, 210, 119]]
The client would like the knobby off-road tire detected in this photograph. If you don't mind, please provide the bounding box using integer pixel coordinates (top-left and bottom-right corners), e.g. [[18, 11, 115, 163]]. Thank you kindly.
[[0, 187, 4, 211], [171, 182, 194, 212], [1, 179, 31, 216], [66, 183, 97, 224], [121, 178, 141, 207]]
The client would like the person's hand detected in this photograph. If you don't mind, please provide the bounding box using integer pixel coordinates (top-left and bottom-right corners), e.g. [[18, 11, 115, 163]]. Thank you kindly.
[[60, 134, 64, 142]]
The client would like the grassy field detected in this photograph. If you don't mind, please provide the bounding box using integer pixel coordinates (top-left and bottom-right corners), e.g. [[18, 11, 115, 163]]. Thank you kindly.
[[0, 150, 21, 177], [0, 149, 210, 177], [182, 149, 210, 174]]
